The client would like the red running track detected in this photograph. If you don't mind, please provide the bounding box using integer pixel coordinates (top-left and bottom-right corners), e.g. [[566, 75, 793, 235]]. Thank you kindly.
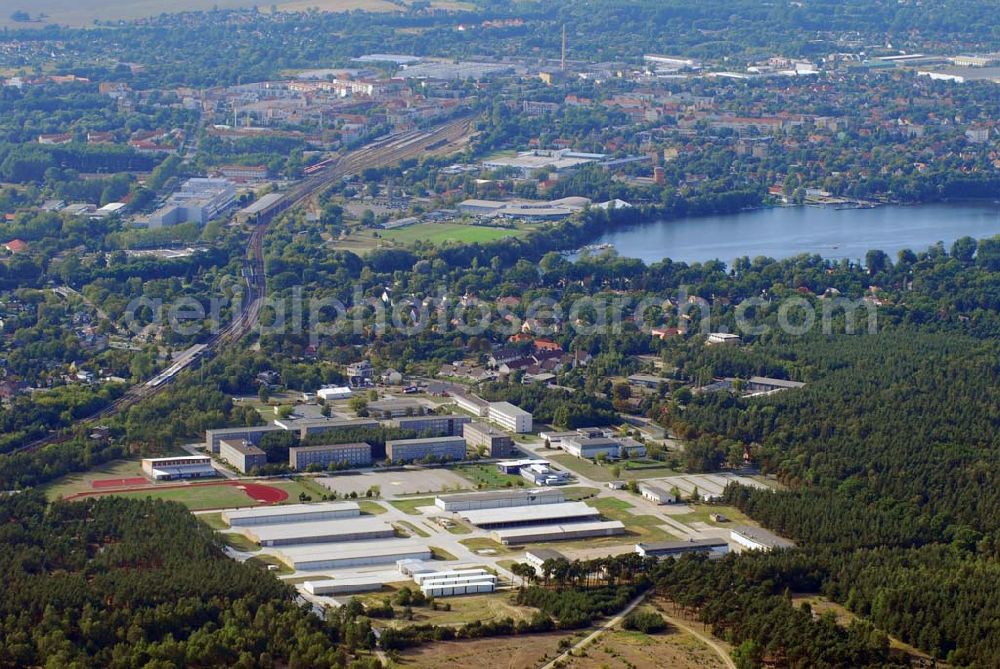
[[236, 482, 289, 504]]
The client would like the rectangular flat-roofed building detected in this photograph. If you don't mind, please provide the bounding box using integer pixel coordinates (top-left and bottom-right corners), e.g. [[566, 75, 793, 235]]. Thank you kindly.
[[205, 424, 281, 454], [731, 526, 796, 552], [304, 576, 386, 596], [449, 391, 490, 417], [435, 488, 564, 512], [368, 398, 426, 418], [492, 520, 625, 545], [289, 442, 372, 470], [222, 501, 360, 526], [463, 421, 515, 457], [636, 538, 729, 559], [276, 540, 431, 570], [459, 501, 600, 529], [390, 414, 470, 437], [488, 401, 532, 433], [638, 482, 676, 505], [560, 436, 621, 459], [524, 548, 566, 569], [276, 417, 379, 440], [241, 518, 395, 546], [219, 439, 267, 474], [141, 455, 215, 481], [386, 436, 466, 463]]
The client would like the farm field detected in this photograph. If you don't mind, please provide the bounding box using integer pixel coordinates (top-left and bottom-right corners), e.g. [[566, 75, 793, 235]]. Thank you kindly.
[[381, 222, 525, 245]]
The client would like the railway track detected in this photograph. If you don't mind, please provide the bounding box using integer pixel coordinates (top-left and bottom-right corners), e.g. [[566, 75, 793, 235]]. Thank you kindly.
[[12, 114, 477, 455]]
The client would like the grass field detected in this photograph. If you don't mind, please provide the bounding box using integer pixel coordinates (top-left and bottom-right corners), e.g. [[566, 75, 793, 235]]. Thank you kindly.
[[358, 500, 388, 515], [585, 497, 676, 543], [101, 485, 258, 510], [397, 520, 430, 538], [246, 555, 294, 575], [398, 632, 572, 669], [454, 464, 527, 489], [459, 537, 511, 555], [430, 546, 458, 561], [549, 454, 679, 482], [381, 222, 524, 246], [198, 512, 229, 530], [41, 456, 185, 500], [389, 497, 435, 515], [672, 504, 754, 527], [221, 532, 260, 552]]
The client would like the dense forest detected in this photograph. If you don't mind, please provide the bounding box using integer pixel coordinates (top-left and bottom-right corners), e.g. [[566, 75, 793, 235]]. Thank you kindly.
[[0, 491, 380, 668]]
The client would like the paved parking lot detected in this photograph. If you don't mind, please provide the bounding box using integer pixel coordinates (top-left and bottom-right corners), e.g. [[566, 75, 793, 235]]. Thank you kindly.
[[316, 468, 471, 498]]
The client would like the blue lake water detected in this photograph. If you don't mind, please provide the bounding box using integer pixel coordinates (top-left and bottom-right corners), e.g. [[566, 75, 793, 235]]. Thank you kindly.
[[580, 203, 1000, 265]]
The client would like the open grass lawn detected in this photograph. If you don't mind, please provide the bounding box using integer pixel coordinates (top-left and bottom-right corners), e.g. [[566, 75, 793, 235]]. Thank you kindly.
[[586, 497, 677, 543], [41, 455, 185, 500], [389, 497, 435, 515], [397, 520, 430, 538], [454, 464, 526, 489], [221, 532, 260, 553], [561, 486, 601, 501], [673, 504, 754, 527], [246, 555, 294, 575], [430, 546, 458, 561], [198, 512, 229, 530], [549, 454, 679, 482], [459, 537, 511, 555], [382, 222, 524, 246], [102, 485, 257, 511], [358, 500, 388, 515]]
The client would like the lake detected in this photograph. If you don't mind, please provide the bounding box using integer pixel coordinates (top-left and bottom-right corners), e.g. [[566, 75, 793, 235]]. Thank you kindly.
[[580, 203, 1000, 265]]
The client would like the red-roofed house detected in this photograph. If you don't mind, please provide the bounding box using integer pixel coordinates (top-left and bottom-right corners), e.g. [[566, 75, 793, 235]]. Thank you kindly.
[[5, 239, 28, 254]]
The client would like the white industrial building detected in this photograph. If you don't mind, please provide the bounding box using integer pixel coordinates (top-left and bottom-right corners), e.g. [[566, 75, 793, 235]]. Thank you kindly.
[[520, 462, 573, 486], [449, 390, 490, 417], [491, 520, 625, 545], [730, 526, 796, 552], [638, 482, 676, 505], [435, 488, 565, 512], [560, 436, 621, 459], [459, 501, 600, 529], [317, 385, 353, 400], [414, 568, 497, 597], [222, 501, 360, 526], [488, 401, 532, 433], [303, 576, 386, 596], [635, 538, 729, 559], [146, 178, 237, 228], [240, 518, 395, 547], [276, 540, 431, 570], [141, 455, 216, 481]]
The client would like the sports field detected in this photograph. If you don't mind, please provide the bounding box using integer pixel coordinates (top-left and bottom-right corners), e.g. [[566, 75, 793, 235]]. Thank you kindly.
[[382, 223, 524, 245]]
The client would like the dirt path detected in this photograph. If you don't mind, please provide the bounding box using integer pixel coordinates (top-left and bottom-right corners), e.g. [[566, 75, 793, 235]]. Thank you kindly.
[[656, 606, 736, 669], [538, 590, 650, 669]]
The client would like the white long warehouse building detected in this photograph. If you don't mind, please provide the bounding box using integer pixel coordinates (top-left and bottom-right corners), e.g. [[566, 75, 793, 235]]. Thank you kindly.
[[276, 540, 432, 570], [222, 501, 361, 526], [492, 520, 626, 545], [435, 488, 565, 512], [459, 501, 601, 529], [241, 518, 396, 546]]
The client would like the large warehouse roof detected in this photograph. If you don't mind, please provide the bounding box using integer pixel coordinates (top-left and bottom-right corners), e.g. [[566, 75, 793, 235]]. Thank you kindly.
[[242, 518, 393, 544], [276, 539, 431, 568], [437, 488, 563, 504], [459, 501, 600, 528], [492, 520, 625, 544], [223, 501, 360, 524]]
